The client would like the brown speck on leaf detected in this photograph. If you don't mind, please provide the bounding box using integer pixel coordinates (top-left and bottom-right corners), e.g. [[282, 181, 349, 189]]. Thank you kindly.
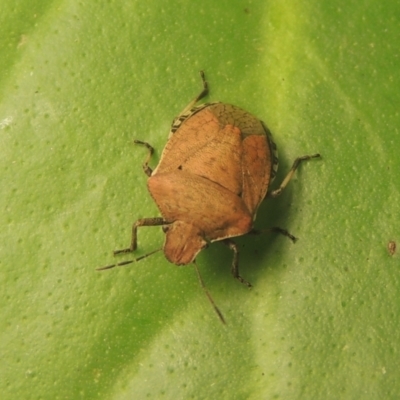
[[388, 240, 396, 256]]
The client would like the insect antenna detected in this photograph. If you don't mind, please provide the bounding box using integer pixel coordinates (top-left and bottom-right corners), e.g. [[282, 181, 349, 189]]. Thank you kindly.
[[193, 260, 226, 325], [97, 248, 163, 271]]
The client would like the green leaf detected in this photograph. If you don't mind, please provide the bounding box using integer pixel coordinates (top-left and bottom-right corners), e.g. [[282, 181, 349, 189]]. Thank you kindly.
[[1, 1, 399, 399]]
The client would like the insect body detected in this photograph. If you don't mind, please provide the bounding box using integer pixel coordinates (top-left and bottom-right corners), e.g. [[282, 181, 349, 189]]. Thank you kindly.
[[149, 102, 278, 269], [99, 72, 320, 321]]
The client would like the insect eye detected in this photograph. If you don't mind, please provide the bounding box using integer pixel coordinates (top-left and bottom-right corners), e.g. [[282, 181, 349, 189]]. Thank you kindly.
[[162, 226, 169, 233]]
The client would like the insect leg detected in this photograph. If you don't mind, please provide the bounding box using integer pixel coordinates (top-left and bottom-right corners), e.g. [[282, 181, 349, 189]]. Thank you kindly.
[[249, 227, 297, 243], [223, 239, 252, 288], [114, 217, 168, 255], [174, 71, 209, 121], [134, 140, 154, 176], [269, 153, 321, 198]]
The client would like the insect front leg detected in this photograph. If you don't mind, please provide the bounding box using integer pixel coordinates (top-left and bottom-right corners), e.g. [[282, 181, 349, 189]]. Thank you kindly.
[[134, 140, 155, 177], [114, 217, 168, 255], [222, 239, 252, 288], [269, 153, 321, 198]]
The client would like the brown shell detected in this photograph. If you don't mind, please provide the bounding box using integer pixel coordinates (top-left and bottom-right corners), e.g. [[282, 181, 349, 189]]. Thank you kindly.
[[152, 103, 274, 220], [146, 102, 276, 265]]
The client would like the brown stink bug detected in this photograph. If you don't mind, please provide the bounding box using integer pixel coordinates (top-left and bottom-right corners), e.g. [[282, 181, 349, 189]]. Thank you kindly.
[[99, 71, 320, 322]]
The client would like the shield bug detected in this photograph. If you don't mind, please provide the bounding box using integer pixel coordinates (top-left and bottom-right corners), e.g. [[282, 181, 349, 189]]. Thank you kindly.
[[99, 72, 321, 322]]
